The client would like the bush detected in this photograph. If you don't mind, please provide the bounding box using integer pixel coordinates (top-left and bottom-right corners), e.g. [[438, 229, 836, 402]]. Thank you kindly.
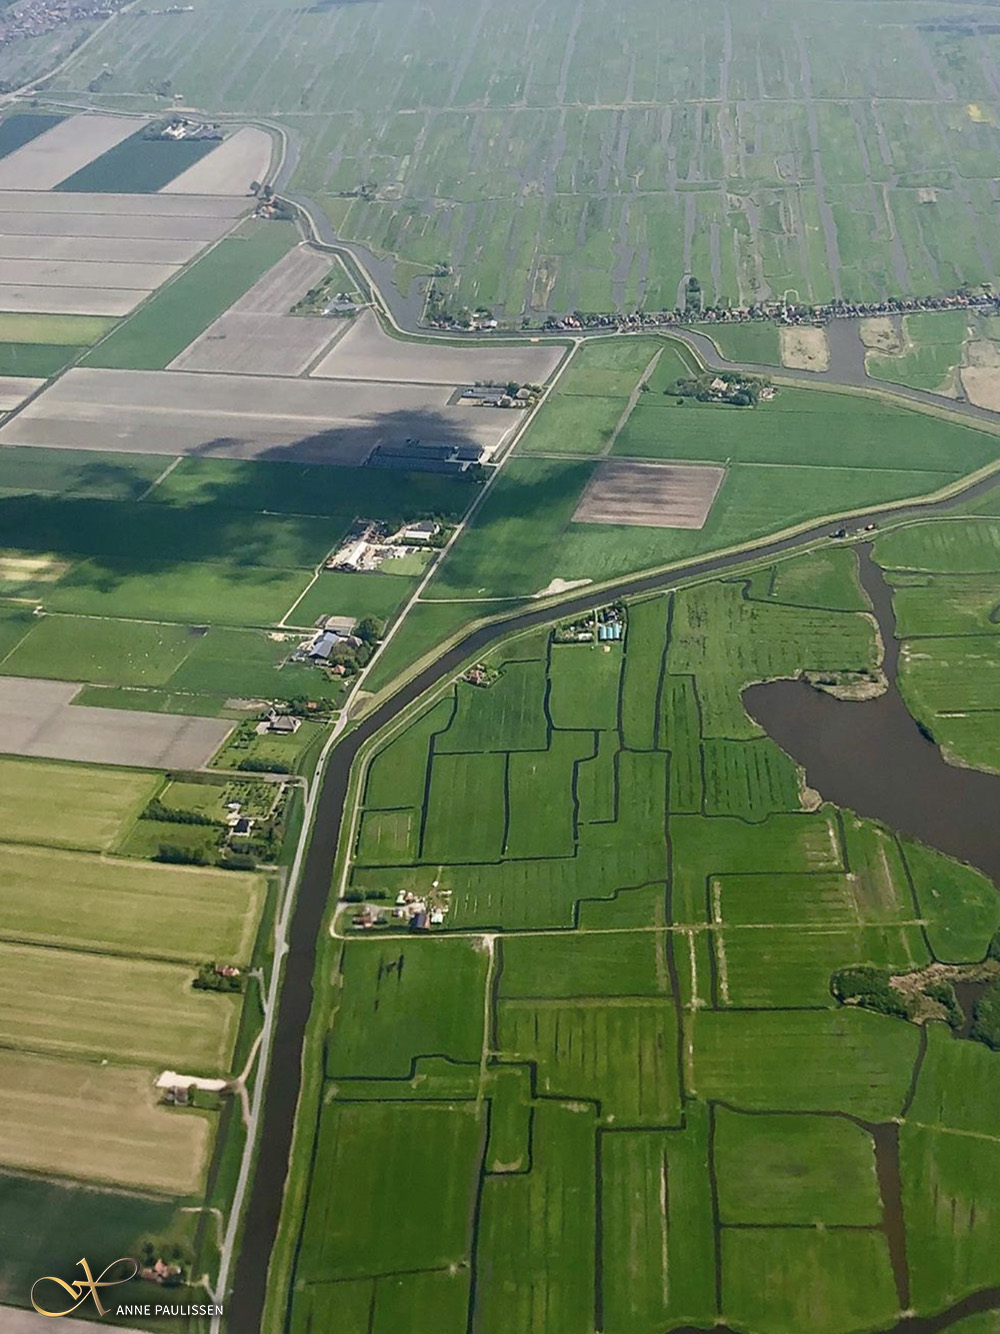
[[156, 843, 209, 866], [238, 757, 292, 774], [831, 966, 913, 1021], [971, 982, 1000, 1049], [142, 798, 219, 827], [218, 852, 257, 872]]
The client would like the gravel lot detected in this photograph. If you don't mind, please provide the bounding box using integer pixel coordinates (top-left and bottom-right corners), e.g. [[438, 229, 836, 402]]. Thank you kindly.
[[170, 246, 339, 375], [312, 308, 565, 384], [0, 115, 136, 191], [573, 459, 726, 529], [0, 367, 514, 462], [0, 285, 145, 316], [0, 676, 231, 768], [162, 126, 272, 195]]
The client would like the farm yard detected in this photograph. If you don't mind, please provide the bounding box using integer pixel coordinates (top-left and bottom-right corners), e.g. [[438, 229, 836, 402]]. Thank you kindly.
[[280, 542, 1000, 1334], [41, 0, 1000, 319]]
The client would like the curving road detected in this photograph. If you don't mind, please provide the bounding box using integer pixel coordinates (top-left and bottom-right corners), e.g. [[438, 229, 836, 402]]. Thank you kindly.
[[229, 462, 1000, 1333]]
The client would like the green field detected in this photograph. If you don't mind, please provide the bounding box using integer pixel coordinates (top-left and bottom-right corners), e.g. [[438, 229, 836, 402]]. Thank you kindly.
[[82, 221, 295, 370], [0, 112, 64, 159], [0, 312, 116, 344], [50, 0, 1000, 317], [709, 322, 782, 366], [875, 518, 1000, 769], [56, 129, 218, 192], [274, 535, 1000, 1333]]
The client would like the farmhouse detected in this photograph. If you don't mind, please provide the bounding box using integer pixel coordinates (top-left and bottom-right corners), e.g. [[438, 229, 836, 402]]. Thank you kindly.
[[265, 709, 301, 734], [401, 520, 440, 543]]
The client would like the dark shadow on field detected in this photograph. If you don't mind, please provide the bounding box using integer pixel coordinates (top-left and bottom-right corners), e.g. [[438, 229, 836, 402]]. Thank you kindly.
[[0, 409, 563, 603]]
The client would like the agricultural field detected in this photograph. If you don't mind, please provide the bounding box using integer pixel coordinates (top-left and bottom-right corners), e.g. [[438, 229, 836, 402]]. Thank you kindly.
[[279, 541, 1000, 1334], [875, 516, 1000, 772], [42, 0, 1000, 318]]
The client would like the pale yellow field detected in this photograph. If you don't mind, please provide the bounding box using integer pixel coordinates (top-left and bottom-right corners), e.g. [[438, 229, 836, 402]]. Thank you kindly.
[[780, 325, 830, 371], [0, 843, 266, 963], [0, 1048, 212, 1194], [0, 942, 239, 1071], [0, 756, 157, 851]]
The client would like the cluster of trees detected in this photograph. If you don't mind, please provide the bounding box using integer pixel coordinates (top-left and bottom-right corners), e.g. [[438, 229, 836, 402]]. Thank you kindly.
[[971, 983, 1000, 1049], [142, 798, 218, 827], [831, 966, 914, 1021], [193, 963, 244, 994], [669, 370, 771, 407]]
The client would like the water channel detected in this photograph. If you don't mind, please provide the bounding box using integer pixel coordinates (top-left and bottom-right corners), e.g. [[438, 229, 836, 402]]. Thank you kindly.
[[231, 502, 1000, 1333]]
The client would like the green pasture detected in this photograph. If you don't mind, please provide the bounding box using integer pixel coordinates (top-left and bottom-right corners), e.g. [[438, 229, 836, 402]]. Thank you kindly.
[[0, 1172, 177, 1312], [0, 614, 200, 686], [708, 322, 782, 366], [288, 570, 419, 627], [285, 532, 1000, 1329], [326, 937, 486, 1079], [83, 221, 296, 370], [722, 1229, 898, 1334], [0, 757, 156, 850], [0, 447, 164, 499], [152, 455, 479, 524], [40, 561, 311, 625], [296, 1100, 482, 1282], [0, 112, 64, 159], [714, 1110, 882, 1224], [56, 130, 217, 193], [430, 452, 961, 602], [0, 942, 239, 1070], [0, 843, 265, 964], [690, 1007, 921, 1119], [867, 310, 970, 394], [167, 626, 343, 704], [0, 313, 115, 345], [613, 385, 999, 473], [750, 546, 869, 612]]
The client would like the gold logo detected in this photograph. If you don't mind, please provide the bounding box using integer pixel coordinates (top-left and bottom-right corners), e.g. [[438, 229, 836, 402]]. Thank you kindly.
[[31, 1257, 138, 1318]]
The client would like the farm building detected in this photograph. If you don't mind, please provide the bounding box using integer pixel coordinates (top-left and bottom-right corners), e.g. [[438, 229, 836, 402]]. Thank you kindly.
[[401, 520, 440, 543]]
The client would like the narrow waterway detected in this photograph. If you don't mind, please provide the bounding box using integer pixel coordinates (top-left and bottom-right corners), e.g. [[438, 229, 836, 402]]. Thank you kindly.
[[745, 546, 1000, 885]]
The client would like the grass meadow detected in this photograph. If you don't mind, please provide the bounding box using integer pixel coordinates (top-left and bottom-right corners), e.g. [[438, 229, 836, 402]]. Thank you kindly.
[[50, 0, 1000, 317], [280, 535, 1000, 1333]]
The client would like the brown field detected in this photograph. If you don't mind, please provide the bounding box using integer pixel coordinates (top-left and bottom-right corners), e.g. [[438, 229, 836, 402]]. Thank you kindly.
[[0, 1048, 212, 1194], [0, 115, 135, 192], [162, 126, 273, 195], [0, 190, 245, 218], [573, 458, 726, 528], [169, 245, 339, 375], [0, 258, 179, 291], [0, 378, 42, 411], [0, 367, 514, 462], [0, 285, 145, 317], [0, 677, 231, 769], [312, 307, 564, 385], [0, 233, 205, 264], [780, 325, 831, 372]]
